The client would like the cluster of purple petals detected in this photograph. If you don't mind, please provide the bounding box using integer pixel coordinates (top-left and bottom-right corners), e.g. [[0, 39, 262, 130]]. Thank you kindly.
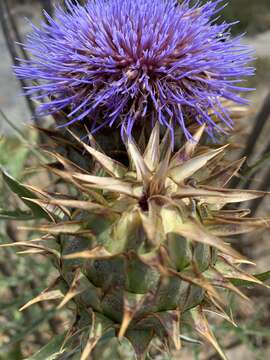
[[15, 0, 254, 139]]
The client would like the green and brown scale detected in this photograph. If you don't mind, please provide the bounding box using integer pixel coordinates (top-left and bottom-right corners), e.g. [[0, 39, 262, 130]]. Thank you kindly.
[[1, 119, 269, 360]]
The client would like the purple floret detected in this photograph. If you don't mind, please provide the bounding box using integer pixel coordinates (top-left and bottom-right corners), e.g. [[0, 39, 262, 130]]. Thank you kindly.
[[14, 0, 254, 139]]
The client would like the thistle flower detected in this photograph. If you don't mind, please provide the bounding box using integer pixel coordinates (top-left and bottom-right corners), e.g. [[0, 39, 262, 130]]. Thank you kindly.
[[15, 0, 254, 139]]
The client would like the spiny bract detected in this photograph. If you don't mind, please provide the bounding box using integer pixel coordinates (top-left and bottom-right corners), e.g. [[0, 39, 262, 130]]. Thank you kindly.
[[14, 0, 254, 139], [2, 124, 269, 360]]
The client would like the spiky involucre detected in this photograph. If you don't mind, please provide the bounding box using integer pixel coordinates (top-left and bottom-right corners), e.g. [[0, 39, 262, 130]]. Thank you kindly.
[[2, 124, 268, 360], [14, 0, 254, 139]]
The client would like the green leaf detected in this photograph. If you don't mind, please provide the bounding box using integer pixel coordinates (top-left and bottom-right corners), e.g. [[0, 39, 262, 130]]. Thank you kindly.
[[0, 208, 34, 221], [0, 136, 30, 178], [1, 169, 51, 220], [0, 109, 44, 162], [26, 333, 67, 360], [229, 271, 270, 287], [256, 271, 270, 283], [240, 153, 270, 187]]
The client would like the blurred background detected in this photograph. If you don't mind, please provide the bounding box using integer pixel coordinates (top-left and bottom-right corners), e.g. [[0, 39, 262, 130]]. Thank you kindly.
[[1, 1, 270, 359]]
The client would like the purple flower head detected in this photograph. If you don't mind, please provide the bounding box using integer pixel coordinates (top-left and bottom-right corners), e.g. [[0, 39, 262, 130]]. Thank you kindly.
[[15, 0, 254, 139]]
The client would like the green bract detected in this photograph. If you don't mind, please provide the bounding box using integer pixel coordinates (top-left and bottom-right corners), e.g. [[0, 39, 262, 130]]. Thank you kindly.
[[1, 123, 269, 360]]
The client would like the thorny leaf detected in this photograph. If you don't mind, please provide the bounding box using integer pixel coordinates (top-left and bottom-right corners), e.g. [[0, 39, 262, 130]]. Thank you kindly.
[[201, 157, 246, 187], [73, 173, 143, 198], [170, 124, 206, 166], [80, 312, 113, 360], [19, 221, 92, 236], [127, 138, 152, 183], [191, 306, 228, 360], [168, 146, 228, 183], [175, 186, 267, 204], [62, 246, 112, 260], [57, 269, 85, 309], [20, 290, 63, 311], [160, 206, 243, 259], [68, 129, 127, 178], [143, 121, 160, 171], [0, 242, 60, 258], [118, 293, 145, 338]]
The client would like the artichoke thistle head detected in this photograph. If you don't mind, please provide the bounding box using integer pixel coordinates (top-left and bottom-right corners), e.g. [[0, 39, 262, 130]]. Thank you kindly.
[[15, 0, 254, 141], [4, 1, 267, 359]]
